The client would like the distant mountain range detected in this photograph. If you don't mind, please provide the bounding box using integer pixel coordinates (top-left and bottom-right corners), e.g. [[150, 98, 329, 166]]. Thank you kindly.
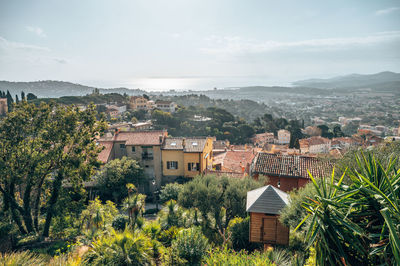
[[0, 80, 146, 98], [292, 71, 400, 89], [0, 71, 399, 99]]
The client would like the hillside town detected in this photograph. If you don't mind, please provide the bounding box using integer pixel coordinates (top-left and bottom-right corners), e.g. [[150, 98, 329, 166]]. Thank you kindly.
[[76, 93, 400, 198]]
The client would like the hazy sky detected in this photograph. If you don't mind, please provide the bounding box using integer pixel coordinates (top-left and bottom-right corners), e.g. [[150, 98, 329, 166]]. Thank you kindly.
[[1, 0, 400, 90]]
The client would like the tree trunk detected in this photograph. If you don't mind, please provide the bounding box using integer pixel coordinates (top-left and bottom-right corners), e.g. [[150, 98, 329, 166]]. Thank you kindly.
[[1, 183, 27, 235], [22, 181, 34, 233], [33, 175, 46, 232], [42, 172, 63, 237]]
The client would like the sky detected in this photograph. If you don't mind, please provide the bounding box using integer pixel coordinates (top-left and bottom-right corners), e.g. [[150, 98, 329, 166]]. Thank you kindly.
[[0, 0, 400, 90]]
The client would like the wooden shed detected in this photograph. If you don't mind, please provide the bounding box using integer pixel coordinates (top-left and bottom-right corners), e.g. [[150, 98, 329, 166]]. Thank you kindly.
[[246, 185, 289, 245]]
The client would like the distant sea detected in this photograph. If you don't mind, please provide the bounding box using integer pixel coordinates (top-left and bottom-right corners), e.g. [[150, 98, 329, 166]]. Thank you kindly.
[[111, 76, 292, 92]]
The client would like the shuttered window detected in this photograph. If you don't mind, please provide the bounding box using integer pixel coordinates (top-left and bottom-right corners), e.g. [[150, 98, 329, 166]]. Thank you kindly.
[[167, 161, 178, 169], [188, 163, 200, 171]]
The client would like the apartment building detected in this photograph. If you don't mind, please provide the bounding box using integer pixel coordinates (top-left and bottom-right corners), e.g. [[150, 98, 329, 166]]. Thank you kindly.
[[161, 137, 213, 182]]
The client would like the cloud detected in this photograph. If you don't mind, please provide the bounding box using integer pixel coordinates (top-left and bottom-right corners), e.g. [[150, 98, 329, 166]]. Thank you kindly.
[[26, 26, 47, 37], [200, 31, 400, 56], [0, 36, 50, 52], [375, 7, 399, 16]]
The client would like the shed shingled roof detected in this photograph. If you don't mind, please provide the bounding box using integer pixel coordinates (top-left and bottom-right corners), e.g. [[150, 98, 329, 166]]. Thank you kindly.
[[253, 153, 332, 179], [246, 185, 288, 214]]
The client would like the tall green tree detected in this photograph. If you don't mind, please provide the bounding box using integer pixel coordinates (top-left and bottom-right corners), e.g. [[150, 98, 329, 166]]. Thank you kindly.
[[6, 90, 13, 112], [0, 101, 106, 236], [96, 157, 145, 203], [178, 175, 264, 233]]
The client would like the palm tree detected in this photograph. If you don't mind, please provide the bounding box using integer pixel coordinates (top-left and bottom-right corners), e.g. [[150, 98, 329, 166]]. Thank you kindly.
[[295, 153, 400, 265], [122, 184, 146, 229], [84, 229, 153, 265]]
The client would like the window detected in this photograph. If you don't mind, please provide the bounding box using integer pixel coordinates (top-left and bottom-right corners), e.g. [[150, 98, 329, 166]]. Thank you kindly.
[[131, 146, 136, 152], [142, 146, 153, 160], [188, 162, 200, 171], [120, 143, 126, 149], [167, 161, 178, 170]]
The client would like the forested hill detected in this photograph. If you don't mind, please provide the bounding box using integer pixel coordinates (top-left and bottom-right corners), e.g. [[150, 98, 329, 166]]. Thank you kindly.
[[292, 71, 400, 91], [0, 80, 146, 98], [154, 94, 283, 122]]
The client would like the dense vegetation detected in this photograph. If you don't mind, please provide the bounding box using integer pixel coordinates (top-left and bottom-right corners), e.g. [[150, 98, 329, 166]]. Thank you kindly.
[[150, 105, 307, 146], [1, 100, 399, 265]]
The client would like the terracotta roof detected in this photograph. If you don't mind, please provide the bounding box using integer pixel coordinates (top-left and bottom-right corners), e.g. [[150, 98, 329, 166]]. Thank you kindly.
[[309, 136, 330, 146], [98, 141, 114, 163], [253, 153, 332, 179], [221, 150, 255, 173], [162, 137, 209, 152], [114, 130, 167, 145], [213, 140, 229, 150], [299, 139, 309, 147], [156, 100, 174, 104]]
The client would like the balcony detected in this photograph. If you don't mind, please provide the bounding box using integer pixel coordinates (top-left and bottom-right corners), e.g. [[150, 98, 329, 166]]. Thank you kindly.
[[142, 153, 154, 160]]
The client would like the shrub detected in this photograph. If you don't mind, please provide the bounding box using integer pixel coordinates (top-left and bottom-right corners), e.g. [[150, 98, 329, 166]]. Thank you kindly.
[[296, 154, 400, 265], [171, 227, 209, 265], [96, 157, 145, 203], [111, 215, 129, 231], [159, 183, 183, 203], [227, 216, 261, 251], [80, 197, 119, 231], [157, 226, 181, 247], [203, 247, 275, 266], [83, 229, 153, 265], [0, 251, 47, 265]]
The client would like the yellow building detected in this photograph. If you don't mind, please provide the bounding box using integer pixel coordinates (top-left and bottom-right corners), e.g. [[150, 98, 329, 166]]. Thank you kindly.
[[162, 137, 213, 182], [106, 130, 168, 193], [130, 96, 149, 110]]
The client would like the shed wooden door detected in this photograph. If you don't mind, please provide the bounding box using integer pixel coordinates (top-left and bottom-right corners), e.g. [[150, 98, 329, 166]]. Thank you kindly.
[[262, 217, 277, 242]]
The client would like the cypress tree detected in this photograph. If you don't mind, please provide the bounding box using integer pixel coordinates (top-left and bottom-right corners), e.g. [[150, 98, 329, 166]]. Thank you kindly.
[[6, 90, 13, 111], [15, 95, 19, 104], [21, 91, 26, 101]]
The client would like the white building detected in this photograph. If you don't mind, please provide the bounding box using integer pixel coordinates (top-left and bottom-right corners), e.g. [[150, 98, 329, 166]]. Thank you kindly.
[[155, 100, 177, 113], [308, 137, 331, 154], [276, 129, 290, 145], [106, 104, 127, 114]]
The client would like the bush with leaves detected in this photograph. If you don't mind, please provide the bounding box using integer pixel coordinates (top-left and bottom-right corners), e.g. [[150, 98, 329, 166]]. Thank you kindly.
[[170, 226, 209, 265], [0, 251, 47, 265], [157, 226, 181, 247], [80, 197, 118, 232], [203, 247, 277, 266], [96, 157, 145, 203], [295, 153, 400, 265], [159, 183, 183, 203], [84, 229, 154, 265], [227, 216, 261, 252], [157, 200, 197, 230], [178, 175, 264, 239], [279, 182, 316, 231], [111, 215, 129, 231]]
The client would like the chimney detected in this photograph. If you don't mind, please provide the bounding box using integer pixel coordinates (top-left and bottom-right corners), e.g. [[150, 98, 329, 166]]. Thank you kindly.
[[182, 138, 186, 149]]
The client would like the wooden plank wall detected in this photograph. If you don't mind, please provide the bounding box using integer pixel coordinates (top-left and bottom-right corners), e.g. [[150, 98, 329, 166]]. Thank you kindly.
[[249, 212, 289, 245]]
